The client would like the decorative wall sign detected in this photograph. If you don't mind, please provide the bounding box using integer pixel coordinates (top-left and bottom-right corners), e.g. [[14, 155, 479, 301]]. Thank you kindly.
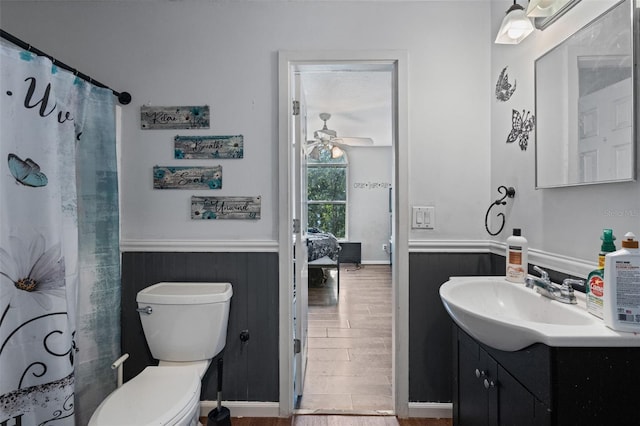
[[191, 196, 261, 220], [495, 66, 516, 102], [506, 109, 535, 151], [141, 105, 210, 129], [153, 165, 222, 189], [174, 135, 244, 159]]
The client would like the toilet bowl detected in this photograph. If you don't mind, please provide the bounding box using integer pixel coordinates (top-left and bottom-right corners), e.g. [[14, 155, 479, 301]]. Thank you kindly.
[[89, 282, 233, 426]]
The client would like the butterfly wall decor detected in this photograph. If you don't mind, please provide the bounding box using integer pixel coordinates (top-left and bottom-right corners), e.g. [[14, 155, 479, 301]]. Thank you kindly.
[[506, 109, 535, 151], [7, 153, 48, 187], [495, 66, 516, 102]]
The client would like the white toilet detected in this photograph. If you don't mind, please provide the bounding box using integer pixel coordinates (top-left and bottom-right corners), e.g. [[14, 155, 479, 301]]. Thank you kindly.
[[89, 282, 233, 426]]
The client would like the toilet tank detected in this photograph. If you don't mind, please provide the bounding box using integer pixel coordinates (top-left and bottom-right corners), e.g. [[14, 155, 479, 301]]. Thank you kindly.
[[136, 282, 233, 362]]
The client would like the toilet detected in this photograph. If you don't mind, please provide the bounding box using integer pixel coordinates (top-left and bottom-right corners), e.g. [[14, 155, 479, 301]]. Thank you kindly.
[[89, 282, 233, 426]]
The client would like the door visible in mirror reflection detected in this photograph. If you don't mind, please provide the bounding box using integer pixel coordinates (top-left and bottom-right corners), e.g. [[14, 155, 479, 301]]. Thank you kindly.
[[535, 0, 636, 188], [578, 55, 633, 183]]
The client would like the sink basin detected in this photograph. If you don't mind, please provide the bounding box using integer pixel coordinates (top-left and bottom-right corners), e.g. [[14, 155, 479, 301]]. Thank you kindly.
[[439, 276, 640, 351]]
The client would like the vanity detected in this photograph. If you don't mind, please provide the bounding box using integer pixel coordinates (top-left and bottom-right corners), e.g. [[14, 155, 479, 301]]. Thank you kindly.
[[441, 276, 640, 425], [453, 326, 640, 425]]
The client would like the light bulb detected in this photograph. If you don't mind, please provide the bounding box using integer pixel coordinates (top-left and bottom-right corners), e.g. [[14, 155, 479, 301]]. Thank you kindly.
[[331, 146, 344, 159], [507, 24, 527, 39]]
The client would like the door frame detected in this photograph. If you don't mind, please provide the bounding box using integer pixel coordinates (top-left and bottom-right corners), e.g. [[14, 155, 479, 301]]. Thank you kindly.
[[277, 50, 409, 417]]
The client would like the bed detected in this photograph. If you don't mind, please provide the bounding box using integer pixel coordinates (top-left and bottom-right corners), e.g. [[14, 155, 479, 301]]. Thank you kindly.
[[306, 228, 341, 294]]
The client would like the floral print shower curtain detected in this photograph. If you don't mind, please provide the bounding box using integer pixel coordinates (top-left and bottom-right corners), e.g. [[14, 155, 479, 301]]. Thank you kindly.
[[0, 40, 120, 425]]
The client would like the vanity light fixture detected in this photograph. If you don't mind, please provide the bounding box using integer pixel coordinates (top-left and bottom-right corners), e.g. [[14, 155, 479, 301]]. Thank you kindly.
[[495, 0, 535, 44], [526, 0, 557, 17]]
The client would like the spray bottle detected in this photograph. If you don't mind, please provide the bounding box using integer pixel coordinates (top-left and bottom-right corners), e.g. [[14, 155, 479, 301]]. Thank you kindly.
[[586, 229, 616, 319]]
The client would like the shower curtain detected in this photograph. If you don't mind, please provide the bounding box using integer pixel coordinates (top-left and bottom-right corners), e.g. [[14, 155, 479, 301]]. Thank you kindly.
[[0, 41, 121, 425]]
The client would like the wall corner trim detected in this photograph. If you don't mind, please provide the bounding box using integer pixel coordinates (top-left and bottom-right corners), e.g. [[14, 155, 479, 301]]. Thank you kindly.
[[409, 239, 494, 252], [409, 239, 596, 278], [120, 239, 279, 252]]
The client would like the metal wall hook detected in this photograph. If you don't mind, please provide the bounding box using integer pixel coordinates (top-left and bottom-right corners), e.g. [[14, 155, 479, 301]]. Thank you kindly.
[[484, 185, 516, 236]]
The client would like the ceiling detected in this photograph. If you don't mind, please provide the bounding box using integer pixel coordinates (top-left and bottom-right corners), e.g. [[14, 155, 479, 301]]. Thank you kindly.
[[298, 64, 393, 146]]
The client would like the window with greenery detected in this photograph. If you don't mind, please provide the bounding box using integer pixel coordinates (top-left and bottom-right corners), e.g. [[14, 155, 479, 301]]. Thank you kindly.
[[307, 147, 347, 238]]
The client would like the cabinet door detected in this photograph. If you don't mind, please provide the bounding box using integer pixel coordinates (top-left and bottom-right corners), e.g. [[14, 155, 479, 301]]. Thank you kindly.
[[496, 364, 550, 426], [458, 336, 490, 426]]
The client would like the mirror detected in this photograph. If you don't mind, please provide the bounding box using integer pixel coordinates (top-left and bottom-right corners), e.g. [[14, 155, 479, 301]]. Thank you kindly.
[[535, 0, 637, 188]]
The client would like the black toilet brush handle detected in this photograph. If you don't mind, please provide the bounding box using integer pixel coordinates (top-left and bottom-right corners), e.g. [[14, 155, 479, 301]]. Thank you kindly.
[[217, 357, 224, 410]]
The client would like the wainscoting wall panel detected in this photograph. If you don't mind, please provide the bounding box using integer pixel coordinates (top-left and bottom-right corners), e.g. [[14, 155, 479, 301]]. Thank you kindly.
[[121, 251, 279, 402], [408, 252, 502, 403]]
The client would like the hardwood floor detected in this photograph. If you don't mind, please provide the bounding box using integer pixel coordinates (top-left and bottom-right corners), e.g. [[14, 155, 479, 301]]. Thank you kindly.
[[299, 265, 393, 413]]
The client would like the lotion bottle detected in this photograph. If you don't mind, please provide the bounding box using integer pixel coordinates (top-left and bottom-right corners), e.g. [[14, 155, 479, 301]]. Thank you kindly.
[[603, 232, 640, 332], [506, 228, 528, 283]]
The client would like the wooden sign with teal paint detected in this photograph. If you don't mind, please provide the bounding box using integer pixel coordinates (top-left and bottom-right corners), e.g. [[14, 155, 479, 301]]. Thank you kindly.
[[141, 105, 210, 129], [191, 196, 261, 220], [174, 135, 244, 159], [153, 166, 222, 189]]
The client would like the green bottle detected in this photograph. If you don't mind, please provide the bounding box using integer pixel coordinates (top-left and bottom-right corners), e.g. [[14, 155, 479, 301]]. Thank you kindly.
[[586, 229, 616, 319], [598, 228, 616, 269]]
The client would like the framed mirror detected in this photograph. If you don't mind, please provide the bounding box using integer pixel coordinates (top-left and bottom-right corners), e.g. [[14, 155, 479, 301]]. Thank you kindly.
[[535, 0, 637, 188]]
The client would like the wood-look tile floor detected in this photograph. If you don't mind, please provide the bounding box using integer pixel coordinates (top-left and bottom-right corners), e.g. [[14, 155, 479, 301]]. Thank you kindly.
[[299, 265, 393, 414], [199, 266, 452, 426], [201, 416, 451, 425]]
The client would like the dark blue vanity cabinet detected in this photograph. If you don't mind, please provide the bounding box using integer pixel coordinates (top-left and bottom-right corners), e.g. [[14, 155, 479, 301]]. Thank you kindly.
[[453, 326, 640, 425], [454, 327, 550, 426]]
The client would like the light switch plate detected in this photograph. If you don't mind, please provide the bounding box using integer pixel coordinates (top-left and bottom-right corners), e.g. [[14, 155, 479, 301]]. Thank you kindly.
[[412, 206, 435, 229]]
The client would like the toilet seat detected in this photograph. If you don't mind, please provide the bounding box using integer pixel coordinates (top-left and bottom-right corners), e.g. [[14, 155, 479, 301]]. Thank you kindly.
[[88, 366, 201, 426]]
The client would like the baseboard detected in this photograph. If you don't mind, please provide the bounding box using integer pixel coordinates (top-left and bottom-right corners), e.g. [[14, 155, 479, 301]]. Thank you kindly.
[[199, 401, 281, 418], [407, 402, 453, 419], [200, 401, 451, 419]]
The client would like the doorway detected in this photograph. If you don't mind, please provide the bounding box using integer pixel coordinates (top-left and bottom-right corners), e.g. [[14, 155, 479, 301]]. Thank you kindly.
[[277, 50, 410, 418], [297, 63, 393, 414]]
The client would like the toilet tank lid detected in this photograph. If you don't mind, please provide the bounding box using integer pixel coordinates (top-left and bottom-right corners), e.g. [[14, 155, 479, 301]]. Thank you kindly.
[[137, 282, 232, 305]]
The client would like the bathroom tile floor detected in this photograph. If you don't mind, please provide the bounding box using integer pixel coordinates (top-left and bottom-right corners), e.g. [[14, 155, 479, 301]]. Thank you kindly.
[[298, 264, 393, 414]]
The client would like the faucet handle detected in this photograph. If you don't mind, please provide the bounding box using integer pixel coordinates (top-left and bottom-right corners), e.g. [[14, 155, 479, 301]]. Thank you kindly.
[[560, 278, 583, 303], [561, 278, 584, 291], [533, 265, 549, 281]]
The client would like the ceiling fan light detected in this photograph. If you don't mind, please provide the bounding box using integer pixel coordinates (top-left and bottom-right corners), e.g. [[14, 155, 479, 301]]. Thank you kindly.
[[526, 0, 558, 17], [331, 146, 344, 159], [495, 2, 534, 44]]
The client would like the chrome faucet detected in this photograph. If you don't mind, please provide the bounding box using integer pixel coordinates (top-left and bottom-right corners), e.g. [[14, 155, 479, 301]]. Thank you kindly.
[[524, 266, 584, 304]]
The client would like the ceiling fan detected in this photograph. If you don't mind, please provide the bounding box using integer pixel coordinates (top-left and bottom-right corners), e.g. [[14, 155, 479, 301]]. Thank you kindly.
[[306, 113, 373, 159]]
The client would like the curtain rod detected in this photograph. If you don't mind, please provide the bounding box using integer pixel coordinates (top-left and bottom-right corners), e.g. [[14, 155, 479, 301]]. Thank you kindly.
[[0, 29, 132, 105]]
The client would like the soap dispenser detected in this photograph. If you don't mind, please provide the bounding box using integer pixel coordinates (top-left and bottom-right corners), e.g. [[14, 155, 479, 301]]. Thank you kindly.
[[506, 228, 528, 283]]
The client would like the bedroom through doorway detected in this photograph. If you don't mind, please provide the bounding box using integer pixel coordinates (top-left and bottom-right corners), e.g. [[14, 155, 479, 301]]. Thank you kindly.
[[293, 61, 395, 414]]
